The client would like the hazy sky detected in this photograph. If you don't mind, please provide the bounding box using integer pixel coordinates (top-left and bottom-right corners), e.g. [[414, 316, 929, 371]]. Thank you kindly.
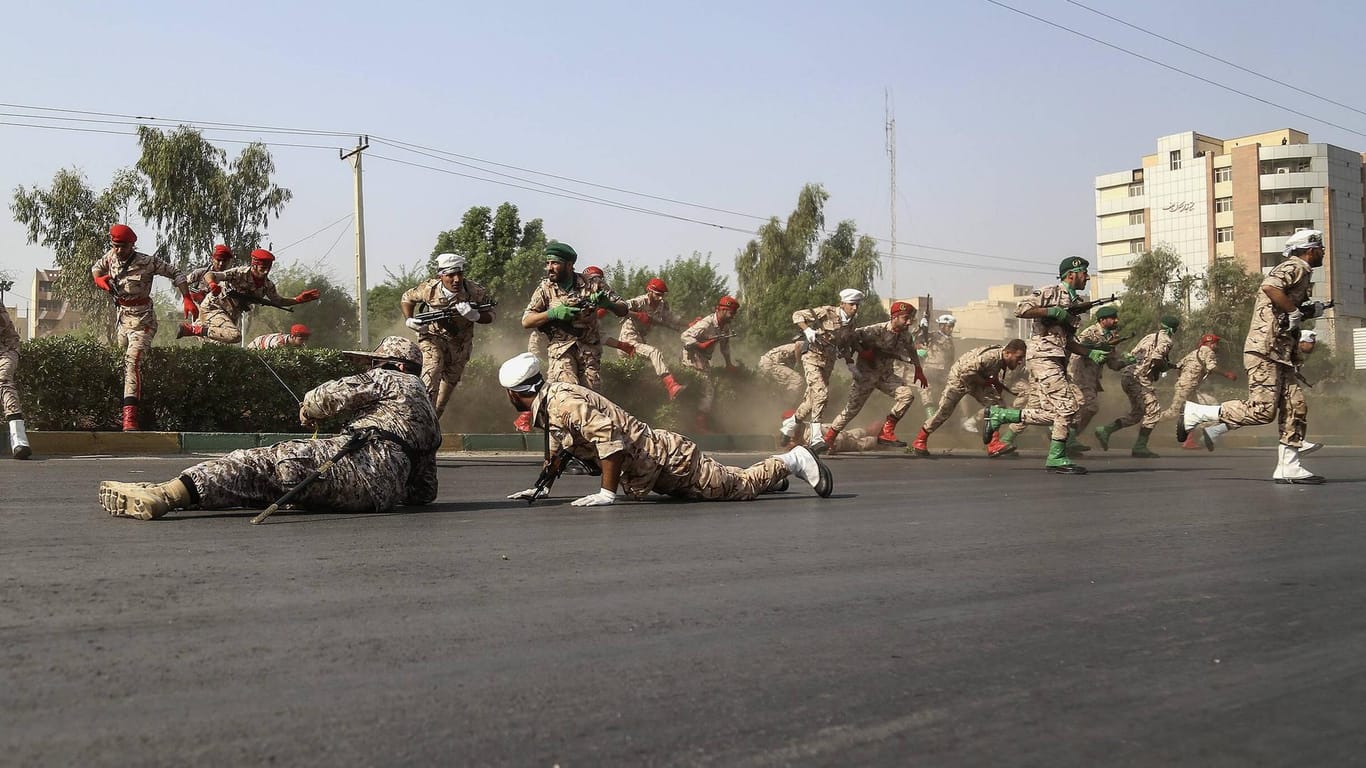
[[2, 0, 1363, 312]]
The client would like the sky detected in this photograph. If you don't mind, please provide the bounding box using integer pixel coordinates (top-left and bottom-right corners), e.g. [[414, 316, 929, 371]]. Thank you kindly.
[[2, 0, 1364, 313]]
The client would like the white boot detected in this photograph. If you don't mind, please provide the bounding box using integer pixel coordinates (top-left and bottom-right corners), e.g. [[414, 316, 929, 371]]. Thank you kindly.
[[1178, 401, 1222, 442], [776, 445, 833, 497], [1199, 422, 1229, 451], [1299, 440, 1322, 455], [1274, 443, 1325, 484], [808, 420, 826, 450], [778, 414, 797, 438], [8, 418, 30, 460]]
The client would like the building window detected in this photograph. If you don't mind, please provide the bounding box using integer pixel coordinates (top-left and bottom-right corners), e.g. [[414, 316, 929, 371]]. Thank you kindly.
[[1129, 211, 1145, 225], [1214, 197, 1233, 213], [1214, 167, 1232, 183], [1215, 227, 1234, 243], [1128, 182, 1144, 197], [1129, 239, 1146, 254], [1169, 150, 1182, 170], [1261, 253, 1282, 269]]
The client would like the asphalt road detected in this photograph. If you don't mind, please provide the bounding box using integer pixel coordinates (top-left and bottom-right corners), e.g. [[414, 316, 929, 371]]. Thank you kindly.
[[4, 446, 1366, 766]]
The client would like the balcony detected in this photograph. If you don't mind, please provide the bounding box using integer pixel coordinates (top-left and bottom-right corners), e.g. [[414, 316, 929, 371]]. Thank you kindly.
[[1261, 203, 1320, 222], [1096, 196, 1146, 216], [1096, 223, 1146, 241], [1260, 171, 1326, 190]]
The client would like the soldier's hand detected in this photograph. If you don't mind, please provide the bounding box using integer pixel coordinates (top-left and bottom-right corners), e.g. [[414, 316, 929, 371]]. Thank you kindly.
[[454, 301, 480, 321], [295, 289, 321, 303], [182, 294, 198, 320], [802, 327, 818, 344], [586, 291, 615, 309], [1299, 300, 1325, 319], [1044, 306, 1070, 323], [1286, 309, 1303, 332], [1222, 371, 1238, 381], [913, 366, 929, 389], [405, 317, 424, 332], [1087, 348, 1109, 365], [507, 487, 550, 501], [207, 280, 221, 296], [546, 304, 582, 322], [93, 274, 113, 292], [570, 488, 616, 507]]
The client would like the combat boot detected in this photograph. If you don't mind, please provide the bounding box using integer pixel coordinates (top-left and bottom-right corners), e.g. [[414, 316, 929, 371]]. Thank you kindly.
[[1093, 420, 1121, 451], [777, 445, 833, 498], [1178, 401, 1221, 443], [99, 477, 194, 520], [986, 429, 1016, 457], [512, 411, 533, 433], [175, 322, 202, 339], [1044, 439, 1087, 474], [980, 406, 1022, 445], [121, 403, 140, 432], [8, 415, 31, 460], [808, 421, 828, 454], [876, 417, 906, 447], [910, 427, 930, 457], [821, 427, 839, 454], [1272, 442, 1325, 484], [1131, 427, 1160, 458], [1181, 433, 1201, 450], [1065, 427, 1090, 456], [661, 373, 687, 401]]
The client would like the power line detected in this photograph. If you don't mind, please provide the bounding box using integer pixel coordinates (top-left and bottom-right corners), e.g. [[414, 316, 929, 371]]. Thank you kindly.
[[274, 214, 354, 253], [0, 118, 343, 150], [0, 101, 355, 138]]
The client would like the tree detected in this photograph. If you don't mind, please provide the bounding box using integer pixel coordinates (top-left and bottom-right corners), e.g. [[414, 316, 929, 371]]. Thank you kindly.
[[1119, 246, 1183, 341], [1187, 257, 1262, 352], [135, 126, 292, 270], [245, 262, 358, 349], [430, 202, 548, 307], [366, 261, 429, 339], [606, 252, 730, 322]]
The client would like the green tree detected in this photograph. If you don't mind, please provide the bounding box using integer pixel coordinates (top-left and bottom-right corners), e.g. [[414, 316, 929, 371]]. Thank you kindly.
[[430, 202, 548, 307], [366, 261, 429, 339], [249, 262, 359, 349], [606, 251, 730, 322], [1187, 257, 1262, 353], [1119, 246, 1183, 341]]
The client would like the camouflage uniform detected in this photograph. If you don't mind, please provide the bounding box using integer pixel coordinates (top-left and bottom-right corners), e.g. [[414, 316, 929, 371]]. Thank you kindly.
[[1114, 329, 1176, 429], [617, 294, 684, 377], [828, 321, 917, 433], [535, 382, 786, 500], [920, 329, 955, 405], [199, 266, 289, 344], [1161, 345, 1220, 421], [401, 277, 493, 417], [1067, 323, 1126, 433], [791, 305, 858, 426], [924, 345, 1011, 434], [0, 304, 21, 417], [1008, 284, 1081, 442], [1218, 256, 1314, 446], [680, 313, 732, 415], [758, 341, 805, 403], [182, 368, 441, 512], [247, 332, 293, 350], [91, 248, 187, 400], [524, 272, 622, 390]]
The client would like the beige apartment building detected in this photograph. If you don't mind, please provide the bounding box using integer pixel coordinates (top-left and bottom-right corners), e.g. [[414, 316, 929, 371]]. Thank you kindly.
[[1095, 129, 1365, 347]]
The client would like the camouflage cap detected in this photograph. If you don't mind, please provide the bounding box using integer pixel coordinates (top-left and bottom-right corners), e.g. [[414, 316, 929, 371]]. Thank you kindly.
[[343, 335, 421, 370]]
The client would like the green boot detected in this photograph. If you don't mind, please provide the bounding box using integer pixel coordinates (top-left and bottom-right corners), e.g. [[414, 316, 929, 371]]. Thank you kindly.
[[981, 406, 1023, 445], [1066, 427, 1091, 456], [1093, 420, 1121, 451], [1044, 439, 1087, 474], [1131, 427, 1160, 458]]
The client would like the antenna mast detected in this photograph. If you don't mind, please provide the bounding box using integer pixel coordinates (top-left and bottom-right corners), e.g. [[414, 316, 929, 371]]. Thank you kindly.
[[885, 89, 897, 299]]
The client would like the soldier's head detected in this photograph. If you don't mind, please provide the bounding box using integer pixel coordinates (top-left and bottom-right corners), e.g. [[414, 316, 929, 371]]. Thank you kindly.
[[715, 295, 740, 325], [110, 224, 137, 259], [499, 352, 545, 412], [1096, 305, 1119, 330], [646, 278, 668, 305], [1200, 333, 1220, 348], [937, 314, 956, 334], [289, 324, 311, 346], [1298, 329, 1317, 354], [1059, 256, 1090, 291], [1003, 338, 1027, 369], [889, 300, 916, 331], [435, 252, 466, 290], [839, 289, 864, 319], [249, 249, 275, 278], [1283, 229, 1326, 268], [544, 242, 577, 284], [211, 244, 233, 270]]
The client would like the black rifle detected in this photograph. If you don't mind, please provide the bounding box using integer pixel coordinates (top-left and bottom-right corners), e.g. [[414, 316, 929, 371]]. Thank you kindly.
[[250, 429, 373, 524], [1067, 293, 1118, 316], [529, 449, 569, 505], [1279, 299, 1334, 331], [228, 290, 294, 313], [1080, 332, 1135, 354], [412, 299, 497, 325]]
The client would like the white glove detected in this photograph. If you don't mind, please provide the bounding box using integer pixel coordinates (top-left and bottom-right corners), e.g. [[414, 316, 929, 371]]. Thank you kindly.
[[455, 301, 480, 321], [1286, 310, 1303, 332], [507, 487, 549, 501], [570, 488, 616, 507], [405, 317, 424, 331], [802, 327, 818, 344]]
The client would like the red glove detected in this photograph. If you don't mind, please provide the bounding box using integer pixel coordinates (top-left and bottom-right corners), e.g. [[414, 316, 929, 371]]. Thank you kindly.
[[913, 366, 929, 388], [595, 307, 609, 319], [1222, 371, 1238, 381], [294, 288, 321, 303], [631, 311, 651, 326], [207, 280, 221, 296], [182, 294, 198, 319], [93, 274, 113, 292], [613, 341, 636, 356], [695, 337, 718, 351], [857, 348, 877, 363], [189, 290, 206, 304]]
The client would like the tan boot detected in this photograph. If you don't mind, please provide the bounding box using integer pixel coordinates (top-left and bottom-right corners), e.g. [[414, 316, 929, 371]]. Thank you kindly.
[[99, 478, 193, 520]]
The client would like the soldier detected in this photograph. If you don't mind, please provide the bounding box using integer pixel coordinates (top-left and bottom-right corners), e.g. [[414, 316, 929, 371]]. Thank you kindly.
[[981, 256, 1101, 474], [1094, 316, 1180, 457], [400, 252, 496, 418], [185, 244, 234, 314], [758, 340, 805, 409], [1066, 306, 1128, 454], [179, 249, 321, 344], [498, 353, 832, 505], [681, 296, 740, 433], [920, 313, 957, 419], [522, 242, 627, 391], [248, 323, 312, 350], [1161, 333, 1238, 448], [581, 265, 638, 364], [91, 224, 195, 431], [912, 338, 1026, 457], [98, 336, 441, 520], [616, 277, 688, 400], [1178, 229, 1327, 483], [1, 296, 30, 459], [790, 289, 864, 451], [822, 300, 927, 450]]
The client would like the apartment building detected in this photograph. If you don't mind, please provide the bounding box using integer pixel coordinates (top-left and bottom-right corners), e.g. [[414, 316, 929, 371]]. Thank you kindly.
[[1095, 129, 1365, 347], [28, 269, 83, 339]]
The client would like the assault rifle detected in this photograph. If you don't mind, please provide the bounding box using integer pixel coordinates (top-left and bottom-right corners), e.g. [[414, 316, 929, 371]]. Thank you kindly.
[[529, 449, 569, 505], [1079, 333, 1134, 354], [1279, 299, 1334, 331], [413, 299, 497, 325], [1067, 293, 1118, 315], [228, 290, 293, 313]]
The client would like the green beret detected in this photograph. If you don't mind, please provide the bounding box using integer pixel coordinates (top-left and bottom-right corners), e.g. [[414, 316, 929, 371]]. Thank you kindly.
[[1161, 315, 1181, 329], [544, 242, 578, 264], [1095, 306, 1118, 319], [1058, 256, 1090, 278]]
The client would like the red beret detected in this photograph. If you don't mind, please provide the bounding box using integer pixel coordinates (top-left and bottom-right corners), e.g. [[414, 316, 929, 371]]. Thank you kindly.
[[212, 245, 232, 259], [890, 301, 916, 317], [582, 265, 604, 278], [1200, 334, 1220, 345], [646, 278, 668, 294], [290, 324, 311, 337], [109, 224, 137, 244], [717, 296, 740, 311], [250, 248, 275, 262]]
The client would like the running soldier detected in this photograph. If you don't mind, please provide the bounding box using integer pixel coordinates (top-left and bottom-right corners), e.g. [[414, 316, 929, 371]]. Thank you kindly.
[[823, 300, 927, 450], [1064, 305, 1127, 455], [498, 353, 832, 505], [185, 244, 233, 315], [179, 249, 321, 344], [522, 242, 627, 391], [920, 314, 957, 420], [1179, 229, 1327, 483], [681, 296, 740, 433], [1, 296, 30, 459], [98, 336, 441, 520], [616, 277, 688, 400], [912, 338, 1026, 457], [1162, 334, 1238, 448], [982, 257, 1101, 474], [91, 224, 194, 431], [248, 324, 312, 350], [581, 265, 639, 365], [401, 252, 496, 418], [789, 289, 864, 451], [1094, 316, 1179, 457], [759, 340, 805, 408]]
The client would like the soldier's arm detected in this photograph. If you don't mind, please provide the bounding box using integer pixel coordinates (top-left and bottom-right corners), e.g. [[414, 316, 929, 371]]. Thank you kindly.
[[399, 285, 423, 319], [522, 286, 552, 329], [404, 453, 440, 506], [153, 258, 190, 296], [680, 319, 705, 347], [300, 374, 380, 423]]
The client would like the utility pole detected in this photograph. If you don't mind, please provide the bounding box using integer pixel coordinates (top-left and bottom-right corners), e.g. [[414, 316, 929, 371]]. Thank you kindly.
[[885, 89, 897, 300], [341, 136, 370, 347]]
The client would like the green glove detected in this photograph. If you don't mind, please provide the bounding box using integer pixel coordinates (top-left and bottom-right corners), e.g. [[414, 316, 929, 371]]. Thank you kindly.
[[1122, 353, 1138, 366], [587, 291, 615, 309], [1044, 306, 1070, 323], [1087, 349, 1109, 365], [916, 348, 928, 359], [546, 304, 582, 322]]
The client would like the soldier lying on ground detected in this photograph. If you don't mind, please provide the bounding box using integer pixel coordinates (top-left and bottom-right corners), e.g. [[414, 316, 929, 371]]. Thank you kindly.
[[98, 336, 442, 520]]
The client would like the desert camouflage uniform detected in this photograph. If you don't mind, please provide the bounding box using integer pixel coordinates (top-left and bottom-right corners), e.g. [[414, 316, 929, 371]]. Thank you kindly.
[[402, 277, 493, 417], [0, 305, 21, 417], [534, 382, 785, 500], [1067, 323, 1126, 433], [924, 345, 1012, 434], [91, 248, 187, 400], [791, 305, 858, 426], [1160, 345, 1220, 420], [247, 332, 294, 350], [681, 313, 732, 415], [616, 295, 684, 377], [1114, 329, 1176, 429], [199, 266, 289, 344], [1008, 284, 1081, 442], [182, 368, 441, 512], [1218, 256, 1314, 446], [828, 321, 917, 432], [831, 427, 878, 453], [524, 272, 621, 390], [920, 329, 955, 404], [758, 341, 805, 403]]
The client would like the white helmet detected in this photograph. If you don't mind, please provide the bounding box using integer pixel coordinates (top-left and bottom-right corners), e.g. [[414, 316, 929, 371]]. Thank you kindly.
[[499, 352, 542, 390], [838, 288, 865, 304], [1283, 229, 1324, 256], [435, 252, 466, 275], [937, 314, 956, 325]]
